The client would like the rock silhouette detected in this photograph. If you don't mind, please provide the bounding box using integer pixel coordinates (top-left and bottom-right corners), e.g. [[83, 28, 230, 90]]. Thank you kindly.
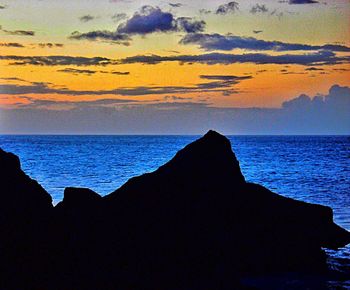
[[0, 130, 349, 290]]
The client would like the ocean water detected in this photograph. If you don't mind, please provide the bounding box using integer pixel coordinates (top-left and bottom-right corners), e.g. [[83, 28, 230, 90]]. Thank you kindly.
[[1, 135, 349, 276]]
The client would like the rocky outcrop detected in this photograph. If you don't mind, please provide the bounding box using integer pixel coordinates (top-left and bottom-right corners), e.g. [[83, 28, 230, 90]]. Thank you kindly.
[[0, 148, 53, 289], [0, 131, 349, 290]]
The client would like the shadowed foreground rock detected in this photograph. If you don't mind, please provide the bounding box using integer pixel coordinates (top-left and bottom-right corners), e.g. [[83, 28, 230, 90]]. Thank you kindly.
[[0, 131, 349, 290]]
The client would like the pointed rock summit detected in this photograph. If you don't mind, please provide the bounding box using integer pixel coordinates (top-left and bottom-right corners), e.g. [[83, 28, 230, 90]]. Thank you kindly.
[[156, 129, 245, 184]]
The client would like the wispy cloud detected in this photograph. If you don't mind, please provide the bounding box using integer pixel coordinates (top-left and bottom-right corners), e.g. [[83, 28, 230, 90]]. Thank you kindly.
[[111, 13, 127, 23], [57, 68, 130, 75], [250, 4, 268, 14], [169, 3, 182, 8], [0, 42, 25, 48], [0, 26, 35, 36], [9, 96, 141, 110], [288, 0, 319, 4], [0, 55, 115, 66], [57, 68, 97, 75], [79, 15, 95, 22], [37, 43, 64, 48], [216, 2, 239, 15], [305, 67, 324, 71], [0, 73, 251, 97], [69, 30, 131, 45]]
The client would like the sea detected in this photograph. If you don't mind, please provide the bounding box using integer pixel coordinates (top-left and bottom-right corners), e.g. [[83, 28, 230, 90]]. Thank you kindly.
[[0, 135, 349, 286]]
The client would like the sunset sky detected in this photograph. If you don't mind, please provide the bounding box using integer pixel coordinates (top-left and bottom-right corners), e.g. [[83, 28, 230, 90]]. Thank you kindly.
[[0, 0, 349, 134]]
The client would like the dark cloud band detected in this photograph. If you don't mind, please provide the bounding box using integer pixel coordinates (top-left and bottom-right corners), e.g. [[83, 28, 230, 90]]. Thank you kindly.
[[180, 33, 350, 52], [119, 51, 349, 66]]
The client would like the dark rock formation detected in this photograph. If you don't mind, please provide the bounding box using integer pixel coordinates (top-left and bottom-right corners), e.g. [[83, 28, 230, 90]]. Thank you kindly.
[[0, 130, 349, 290], [0, 148, 53, 289]]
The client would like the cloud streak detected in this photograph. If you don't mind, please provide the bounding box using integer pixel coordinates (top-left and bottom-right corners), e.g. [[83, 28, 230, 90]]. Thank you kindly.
[[0, 74, 251, 97], [1, 50, 349, 68], [180, 33, 350, 52], [79, 15, 95, 22], [0, 42, 25, 48], [57, 68, 130, 75], [119, 50, 349, 66], [289, 0, 319, 4], [69, 30, 131, 45], [0, 55, 115, 66], [250, 4, 268, 14], [0, 26, 35, 36]]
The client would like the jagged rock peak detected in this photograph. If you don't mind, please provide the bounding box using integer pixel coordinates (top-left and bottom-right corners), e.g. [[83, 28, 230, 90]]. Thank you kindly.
[[156, 130, 245, 184]]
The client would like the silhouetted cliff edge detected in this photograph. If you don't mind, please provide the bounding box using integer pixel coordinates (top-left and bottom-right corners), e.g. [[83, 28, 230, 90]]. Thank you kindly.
[[0, 130, 349, 290]]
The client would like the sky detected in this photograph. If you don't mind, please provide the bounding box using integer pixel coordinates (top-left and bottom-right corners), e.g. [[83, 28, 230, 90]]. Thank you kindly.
[[0, 0, 349, 134]]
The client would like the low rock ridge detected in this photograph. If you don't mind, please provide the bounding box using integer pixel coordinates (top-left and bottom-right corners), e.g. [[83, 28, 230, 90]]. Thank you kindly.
[[0, 130, 349, 290]]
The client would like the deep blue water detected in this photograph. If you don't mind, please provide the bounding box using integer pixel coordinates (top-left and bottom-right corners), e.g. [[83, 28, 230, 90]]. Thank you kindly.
[[1, 135, 349, 269]]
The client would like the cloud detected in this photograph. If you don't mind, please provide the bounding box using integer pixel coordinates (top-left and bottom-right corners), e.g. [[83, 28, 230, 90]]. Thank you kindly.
[[37, 43, 64, 48], [283, 84, 350, 110], [57, 68, 97, 75], [0, 26, 35, 36], [116, 6, 205, 35], [102, 71, 130, 75], [0, 77, 27, 82], [289, 0, 319, 4], [69, 6, 204, 45], [119, 50, 349, 66], [0, 55, 115, 66], [111, 13, 127, 22], [250, 4, 268, 14], [179, 33, 350, 52], [216, 2, 239, 15], [200, 75, 251, 81], [199, 9, 211, 14], [117, 6, 175, 34], [10, 96, 141, 110], [270, 9, 284, 20], [58, 68, 130, 75], [169, 3, 182, 8], [333, 68, 350, 73], [175, 17, 205, 33], [69, 30, 131, 45], [79, 15, 95, 22], [2, 50, 348, 69], [279, 69, 306, 75], [305, 67, 324, 71], [2, 85, 348, 135], [164, 95, 192, 101], [0, 42, 25, 48], [0, 73, 250, 97]]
